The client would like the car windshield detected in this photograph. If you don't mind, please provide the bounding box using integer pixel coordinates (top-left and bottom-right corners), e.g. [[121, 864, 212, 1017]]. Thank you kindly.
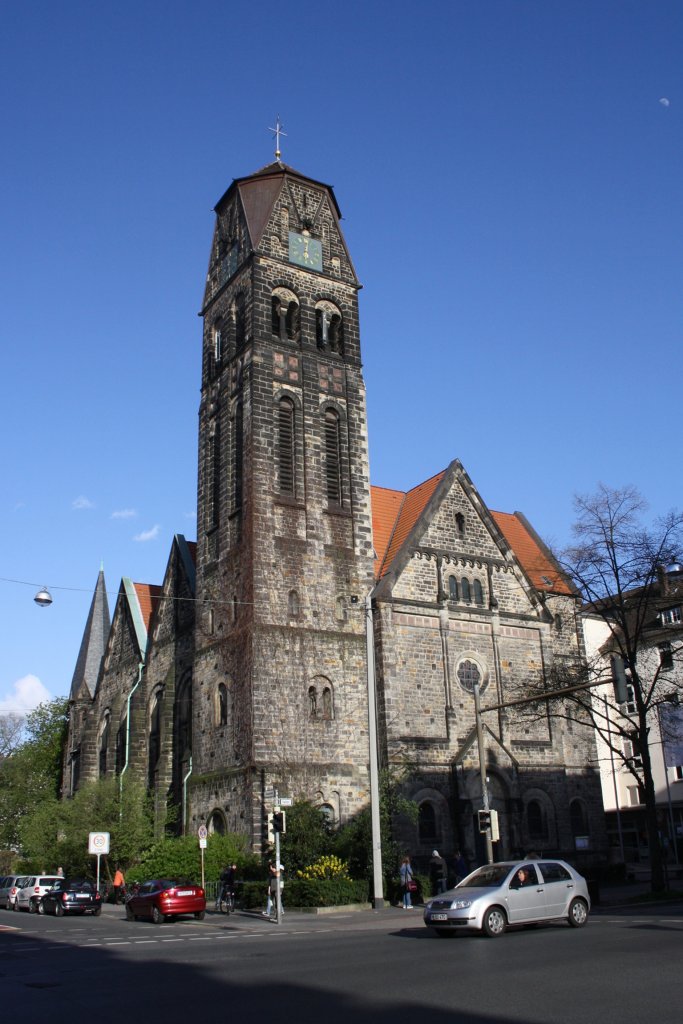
[[459, 865, 512, 888]]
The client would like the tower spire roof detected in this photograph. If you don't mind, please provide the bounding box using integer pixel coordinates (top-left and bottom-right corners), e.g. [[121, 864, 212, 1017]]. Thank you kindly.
[[69, 568, 111, 700]]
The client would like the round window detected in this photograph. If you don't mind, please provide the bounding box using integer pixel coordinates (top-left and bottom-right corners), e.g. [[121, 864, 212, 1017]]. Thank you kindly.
[[456, 656, 488, 694]]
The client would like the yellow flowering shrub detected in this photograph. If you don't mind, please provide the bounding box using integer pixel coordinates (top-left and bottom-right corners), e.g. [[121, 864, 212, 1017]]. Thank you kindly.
[[296, 855, 350, 880]]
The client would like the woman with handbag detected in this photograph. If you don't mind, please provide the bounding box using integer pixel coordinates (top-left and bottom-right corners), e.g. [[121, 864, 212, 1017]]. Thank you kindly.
[[399, 856, 415, 909]]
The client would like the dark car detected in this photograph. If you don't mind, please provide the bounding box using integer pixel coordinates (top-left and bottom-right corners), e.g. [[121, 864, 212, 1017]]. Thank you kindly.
[[125, 879, 206, 923], [38, 878, 102, 916]]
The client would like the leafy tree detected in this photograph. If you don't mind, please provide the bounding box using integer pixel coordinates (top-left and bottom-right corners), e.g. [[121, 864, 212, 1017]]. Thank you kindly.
[[137, 833, 257, 885], [524, 486, 683, 893], [0, 697, 68, 851], [275, 800, 332, 875], [0, 712, 25, 758], [335, 768, 418, 885]]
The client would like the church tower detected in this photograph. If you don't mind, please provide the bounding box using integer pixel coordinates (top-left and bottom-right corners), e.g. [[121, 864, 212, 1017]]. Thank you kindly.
[[190, 158, 375, 845]]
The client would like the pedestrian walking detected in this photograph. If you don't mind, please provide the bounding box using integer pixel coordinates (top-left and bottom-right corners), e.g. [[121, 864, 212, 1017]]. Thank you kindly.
[[113, 865, 125, 904], [399, 856, 415, 909], [429, 850, 447, 894]]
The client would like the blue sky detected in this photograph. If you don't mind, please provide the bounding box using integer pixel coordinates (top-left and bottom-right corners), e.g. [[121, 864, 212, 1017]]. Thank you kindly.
[[1, 1, 681, 714]]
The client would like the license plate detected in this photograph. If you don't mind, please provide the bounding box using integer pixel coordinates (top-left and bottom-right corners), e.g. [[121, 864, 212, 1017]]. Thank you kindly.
[[431, 913, 449, 921], [76, 894, 90, 899], [176, 890, 194, 896]]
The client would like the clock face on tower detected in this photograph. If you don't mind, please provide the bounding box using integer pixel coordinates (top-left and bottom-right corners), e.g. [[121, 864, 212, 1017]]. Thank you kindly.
[[288, 231, 323, 272]]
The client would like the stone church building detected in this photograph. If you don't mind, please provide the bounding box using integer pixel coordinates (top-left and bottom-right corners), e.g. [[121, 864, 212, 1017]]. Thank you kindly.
[[62, 159, 605, 870]]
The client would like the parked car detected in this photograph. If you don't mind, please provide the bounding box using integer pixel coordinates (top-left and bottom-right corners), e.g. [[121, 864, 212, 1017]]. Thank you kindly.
[[423, 859, 591, 938], [15, 875, 62, 912], [0, 875, 29, 910], [38, 878, 103, 916], [125, 879, 206, 923]]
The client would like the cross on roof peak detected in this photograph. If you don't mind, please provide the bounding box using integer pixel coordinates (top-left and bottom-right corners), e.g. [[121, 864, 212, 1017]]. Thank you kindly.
[[267, 116, 287, 161]]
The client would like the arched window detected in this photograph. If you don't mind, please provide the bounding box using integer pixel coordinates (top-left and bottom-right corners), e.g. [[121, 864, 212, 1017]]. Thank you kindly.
[[208, 811, 226, 835], [569, 799, 589, 839], [205, 421, 220, 529], [461, 577, 471, 603], [278, 397, 295, 495], [234, 293, 246, 348], [148, 693, 162, 786], [324, 408, 342, 504], [322, 686, 333, 720], [448, 575, 459, 601], [418, 802, 438, 843], [213, 322, 223, 368], [272, 288, 300, 343], [216, 683, 228, 727], [232, 401, 243, 511], [98, 712, 110, 778], [473, 579, 484, 605], [308, 686, 318, 717], [320, 803, 336, 827], [115, 716, 127, 776], [315, 301, 343, 353], [455, 512, 465, 537], [288, 590, 300, 618], [527, 799, 548, 841]]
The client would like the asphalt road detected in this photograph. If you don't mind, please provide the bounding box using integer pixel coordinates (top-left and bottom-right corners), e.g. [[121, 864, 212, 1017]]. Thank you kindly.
[[2, 902, 681, 1024]]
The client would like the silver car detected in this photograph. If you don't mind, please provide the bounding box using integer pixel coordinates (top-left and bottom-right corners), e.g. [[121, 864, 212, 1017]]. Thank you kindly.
[[423, 859, 590, 938], [0, 875, 29, 910]]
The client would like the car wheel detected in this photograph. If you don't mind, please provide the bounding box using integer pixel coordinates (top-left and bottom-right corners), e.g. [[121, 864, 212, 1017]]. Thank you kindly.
[[37, 901, 45, 916], [567, 897, 589, 928], [194, 910, 205, 921], [54, 903, 64, 917], [28, 900, 37, 914], [125, 904, 135, 921], [482, 906, 507, 938], [152, 905, 164, 924], [12, 900, 19, 912], [435, 928, 456, 938], [93, 906, 102, 916]]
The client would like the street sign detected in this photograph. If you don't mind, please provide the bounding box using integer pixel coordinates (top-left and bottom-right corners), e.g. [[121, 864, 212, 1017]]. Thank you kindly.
[[280, 797, 293, 807], [199, 837, 207, 850], [198, 824, 208, 840], [88, 832, 110, 855]]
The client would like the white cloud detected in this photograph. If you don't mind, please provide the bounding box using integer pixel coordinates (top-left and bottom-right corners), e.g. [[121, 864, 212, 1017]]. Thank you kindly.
[[659, 97, 670, 107], [133, 524, 161, 542], [0, 674, 52, 716], [72, 495, 95, 510], [111, 508, 137, 519]]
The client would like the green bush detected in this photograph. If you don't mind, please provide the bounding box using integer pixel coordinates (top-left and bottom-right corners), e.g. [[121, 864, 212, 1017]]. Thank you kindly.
[[237, 877, 368, 909], [135, 833, 257, 886]]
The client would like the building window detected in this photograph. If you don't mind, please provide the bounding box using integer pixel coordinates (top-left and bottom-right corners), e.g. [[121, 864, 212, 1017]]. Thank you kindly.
[[526, 799, 548, 841], [205, 422, 220, 530], [308, 686, 318, 717], [661, 606, 682, 625], [569, 798, 588, 837], [335, 595, 347, 621], [627, 785, 644, 807], [278, 397, 295, 495], [448, 576, 459, 601], [315, 301, 343, 354], [455, 512, 465, 537], [473, 579, 484, 605], [272, 288, 300, 343], [322, 686, 333, 720], [148, 693, 162, 787], [208, 811, 226, 835], [324, 408, 342, 504], [232, 402, 243, 512], [214, 324, 223, 367], [675, 766, 683, 781], [98, 712, 110, 778], [659, 643, 674, 670], [418, 802, 438, 843], [461, 577, 471, 603], [115, 717, 127, 776], [216, 683, 228, 727], [457, 658, 481, 693], [288, 590, 300, 618]]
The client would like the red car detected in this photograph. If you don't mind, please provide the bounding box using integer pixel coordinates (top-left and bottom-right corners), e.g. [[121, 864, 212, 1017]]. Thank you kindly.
[[125, 879, 206, 923]]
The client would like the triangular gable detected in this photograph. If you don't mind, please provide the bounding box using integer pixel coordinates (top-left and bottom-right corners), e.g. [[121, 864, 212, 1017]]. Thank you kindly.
[[238, 175, 285, 250], [371, 472, 445, 580]]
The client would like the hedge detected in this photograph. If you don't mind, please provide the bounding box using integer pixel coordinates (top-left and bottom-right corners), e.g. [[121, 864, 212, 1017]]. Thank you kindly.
[[238, 877, 369, 909]]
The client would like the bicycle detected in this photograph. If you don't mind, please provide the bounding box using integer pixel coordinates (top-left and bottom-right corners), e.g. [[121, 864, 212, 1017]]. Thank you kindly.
[[217, 887, 235, 915]]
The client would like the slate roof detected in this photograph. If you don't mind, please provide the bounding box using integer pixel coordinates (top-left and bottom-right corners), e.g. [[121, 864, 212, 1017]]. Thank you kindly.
[[69, 569, 111, 700]]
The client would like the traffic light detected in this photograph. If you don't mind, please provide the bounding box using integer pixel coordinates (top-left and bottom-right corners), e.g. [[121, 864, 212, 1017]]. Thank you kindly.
[[489, 808, 500, 842], [267, 812, 275, 843], [273, 811, 286, 834], [477, 809, 491, 834]]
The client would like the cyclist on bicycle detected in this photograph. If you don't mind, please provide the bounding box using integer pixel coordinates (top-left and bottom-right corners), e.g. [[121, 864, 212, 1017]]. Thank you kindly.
[[217, 863, 237, 910]]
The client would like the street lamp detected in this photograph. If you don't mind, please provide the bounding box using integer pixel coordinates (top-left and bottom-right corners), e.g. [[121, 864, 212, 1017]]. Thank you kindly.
[[34, 586, 53, 607]]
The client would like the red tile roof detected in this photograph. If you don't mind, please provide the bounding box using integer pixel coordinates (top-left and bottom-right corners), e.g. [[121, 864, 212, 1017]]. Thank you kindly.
[[371, 471, 445, 579], [133, 583, 163, 631], [491, 511, 572, 595]]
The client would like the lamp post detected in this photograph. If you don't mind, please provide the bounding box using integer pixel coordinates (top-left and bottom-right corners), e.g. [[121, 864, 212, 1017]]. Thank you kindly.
[[364, 591, 385, 909], [473, 681, 494, 864]]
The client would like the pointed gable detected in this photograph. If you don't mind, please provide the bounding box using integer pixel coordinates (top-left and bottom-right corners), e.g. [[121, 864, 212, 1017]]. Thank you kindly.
[[371, 472, 446, 579], [69, 569, 111, 699]]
